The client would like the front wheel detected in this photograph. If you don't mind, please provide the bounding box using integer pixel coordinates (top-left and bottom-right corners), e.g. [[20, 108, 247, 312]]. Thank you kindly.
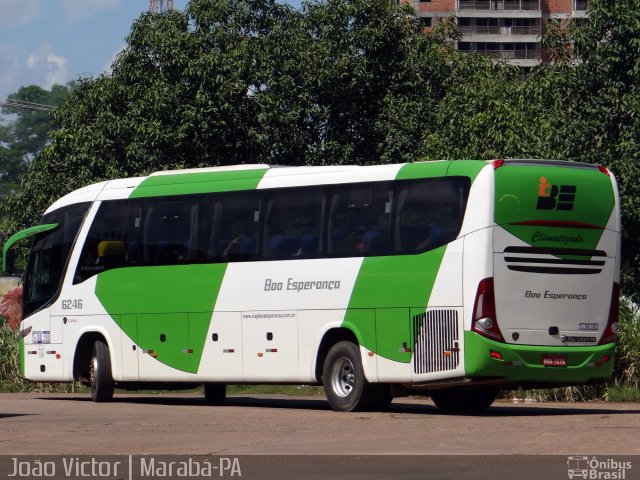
[[430, 389, 498, 414], [89, 339, 114, 402], [322, 341, 387, 412]]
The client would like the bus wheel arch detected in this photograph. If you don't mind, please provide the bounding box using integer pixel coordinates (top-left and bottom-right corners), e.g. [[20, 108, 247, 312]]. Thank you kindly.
[[314, 327, 359, 383]]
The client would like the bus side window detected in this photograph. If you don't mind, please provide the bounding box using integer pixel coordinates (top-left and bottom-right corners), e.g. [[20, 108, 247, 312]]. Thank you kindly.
[[394, 178, 470, 254], [263, 187, 324, 260], [209, 191, 260, 262], [74, 200, 135, 283], [328, 184, 392, 257], [142, 199, 197, 266]]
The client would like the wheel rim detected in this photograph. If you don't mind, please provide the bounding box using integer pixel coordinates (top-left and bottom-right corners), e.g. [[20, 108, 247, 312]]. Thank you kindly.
[[330, 356, 356, 398]]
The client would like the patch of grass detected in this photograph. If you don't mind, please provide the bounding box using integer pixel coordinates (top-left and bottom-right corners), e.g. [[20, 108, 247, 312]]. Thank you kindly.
[[0, 319, 22, 387], [616, 297, 640, 389], [605, 384, 640, 402], [501, 385, 608, 402], [226, 385, 324, 396]]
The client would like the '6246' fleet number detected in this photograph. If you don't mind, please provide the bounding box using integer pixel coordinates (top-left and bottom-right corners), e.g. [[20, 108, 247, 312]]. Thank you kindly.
[[61, 299, 83, 310]]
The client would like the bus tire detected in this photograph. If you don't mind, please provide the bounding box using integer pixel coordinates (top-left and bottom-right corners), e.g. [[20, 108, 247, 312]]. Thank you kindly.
[[89, 339, 114, 402], [430, 388, 498, 414], [204, 383, 226, 405], [322, 341, 379, 412]]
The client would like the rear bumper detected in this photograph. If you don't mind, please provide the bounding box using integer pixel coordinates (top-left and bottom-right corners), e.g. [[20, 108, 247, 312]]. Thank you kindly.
[[464, 331, 615, 384]]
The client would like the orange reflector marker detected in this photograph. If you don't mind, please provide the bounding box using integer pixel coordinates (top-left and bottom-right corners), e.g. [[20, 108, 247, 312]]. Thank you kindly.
[[258, 352, 264, 357], [444, 351, 451, 357], [490, 350, 503, 360], [368, 351, 375, 357], [56, 354, 61, 359], [151, 353, 158, 358]]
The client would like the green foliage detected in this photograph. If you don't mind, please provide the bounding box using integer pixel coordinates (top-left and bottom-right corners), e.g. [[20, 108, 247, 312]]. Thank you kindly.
[[1, 0, 465, 237], [0, 318, 22, 386], [0, 84, 72, 200], [540, 0, 640, 292], [616, 297, 640, 388], [606, 384, 640, 402]]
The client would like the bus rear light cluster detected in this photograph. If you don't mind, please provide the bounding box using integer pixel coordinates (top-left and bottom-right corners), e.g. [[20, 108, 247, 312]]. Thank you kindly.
[[599, 282, 620, 345], [472, 277, 505, 343]]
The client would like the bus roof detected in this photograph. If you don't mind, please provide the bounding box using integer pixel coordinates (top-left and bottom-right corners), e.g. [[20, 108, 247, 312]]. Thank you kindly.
[[45, 159, 604, 214]]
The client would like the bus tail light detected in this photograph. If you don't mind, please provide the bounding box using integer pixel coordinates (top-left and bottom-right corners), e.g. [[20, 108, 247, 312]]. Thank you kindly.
[[599, 282, 620, 345], [472, 277, 505, 343]]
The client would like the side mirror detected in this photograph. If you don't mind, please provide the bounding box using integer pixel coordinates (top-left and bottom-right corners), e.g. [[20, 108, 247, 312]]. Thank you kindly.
[[2, 223, 60, 274]]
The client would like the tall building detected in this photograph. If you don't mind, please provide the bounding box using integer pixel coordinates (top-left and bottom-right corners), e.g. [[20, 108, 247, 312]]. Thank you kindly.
[[405, 0, 590, 69]]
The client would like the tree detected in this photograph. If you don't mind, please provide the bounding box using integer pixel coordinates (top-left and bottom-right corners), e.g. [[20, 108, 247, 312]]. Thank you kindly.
[[1, 0, 461, 235], [537, 0, 640, 292], [0, 84, 72, 198]]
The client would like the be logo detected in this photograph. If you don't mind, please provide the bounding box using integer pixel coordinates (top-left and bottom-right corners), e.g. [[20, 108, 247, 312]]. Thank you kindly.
[[537, 177, 577, 211]]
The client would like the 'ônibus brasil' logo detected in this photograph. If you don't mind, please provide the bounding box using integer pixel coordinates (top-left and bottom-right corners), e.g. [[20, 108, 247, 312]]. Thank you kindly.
[[537, 177, 577, 211]]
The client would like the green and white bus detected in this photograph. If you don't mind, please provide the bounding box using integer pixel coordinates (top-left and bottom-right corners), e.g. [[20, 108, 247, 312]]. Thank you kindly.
[[3, 159, 621, 412]]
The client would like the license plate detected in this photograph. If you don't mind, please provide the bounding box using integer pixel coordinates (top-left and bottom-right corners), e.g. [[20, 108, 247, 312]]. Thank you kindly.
[[32, 331, 51, 344], [542, 354, 567, 367]]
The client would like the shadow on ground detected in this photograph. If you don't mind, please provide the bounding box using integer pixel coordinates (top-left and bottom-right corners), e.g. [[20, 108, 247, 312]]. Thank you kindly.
[[35, 394, 640, 417]]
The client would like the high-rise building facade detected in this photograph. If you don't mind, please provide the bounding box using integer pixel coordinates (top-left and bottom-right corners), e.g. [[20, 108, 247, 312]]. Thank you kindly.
[[405, 0, 590, 69]]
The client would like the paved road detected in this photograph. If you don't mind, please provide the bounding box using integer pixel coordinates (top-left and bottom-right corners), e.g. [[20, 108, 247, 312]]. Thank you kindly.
[[1, 393, 639, 456]]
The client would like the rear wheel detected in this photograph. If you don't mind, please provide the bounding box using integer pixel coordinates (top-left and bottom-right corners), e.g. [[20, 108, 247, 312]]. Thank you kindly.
[[322, 341, 388, 412], [89, 340, 114, 402], [204, 383, 226, 405], [430, 389, 498, 414]]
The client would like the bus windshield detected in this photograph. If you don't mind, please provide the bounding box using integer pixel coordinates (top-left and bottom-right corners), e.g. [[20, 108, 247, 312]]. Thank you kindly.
[[23, 202, 90, 317]]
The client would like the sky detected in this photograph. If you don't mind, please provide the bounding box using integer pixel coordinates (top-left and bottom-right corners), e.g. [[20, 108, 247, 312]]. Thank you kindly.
[[0, 0, 301, 103]]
